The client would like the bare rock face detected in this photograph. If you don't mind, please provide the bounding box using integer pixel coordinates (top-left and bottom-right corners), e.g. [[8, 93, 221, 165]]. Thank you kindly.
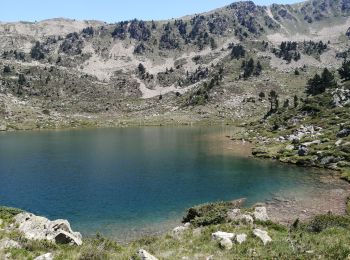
[[137, 249, 159, 260], [332, 88, 350, 107], [13, 212, 82, 246], [0, 238, 21, 250]]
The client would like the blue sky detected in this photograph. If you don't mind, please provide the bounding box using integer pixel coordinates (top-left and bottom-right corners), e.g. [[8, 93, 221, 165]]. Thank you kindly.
[[1, 0, 301, 23]]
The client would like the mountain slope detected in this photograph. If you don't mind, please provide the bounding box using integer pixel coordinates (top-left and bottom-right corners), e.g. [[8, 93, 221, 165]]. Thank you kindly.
[[0, 0, 350, 130]]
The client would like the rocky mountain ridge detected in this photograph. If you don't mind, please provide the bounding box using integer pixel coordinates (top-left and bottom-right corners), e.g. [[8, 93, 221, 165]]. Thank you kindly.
[[0, 0, 350, 130]]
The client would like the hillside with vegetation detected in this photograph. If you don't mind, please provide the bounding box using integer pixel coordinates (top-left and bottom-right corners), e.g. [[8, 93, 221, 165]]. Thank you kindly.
[[0, 0, 350, 130]]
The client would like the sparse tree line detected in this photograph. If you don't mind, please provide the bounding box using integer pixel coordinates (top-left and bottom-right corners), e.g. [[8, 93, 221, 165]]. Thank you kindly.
[[272, 41, 328, 63], [261, 59, 350, 117]]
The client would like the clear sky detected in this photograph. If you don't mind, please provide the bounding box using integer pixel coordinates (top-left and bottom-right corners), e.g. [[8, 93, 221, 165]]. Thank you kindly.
[[1, 0, 301, 23]]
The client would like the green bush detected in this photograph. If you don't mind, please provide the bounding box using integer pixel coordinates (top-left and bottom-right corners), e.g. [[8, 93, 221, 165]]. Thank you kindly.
[[304, 214, 350, 233], [0, 206, 23, 221], [182, 199, 245, 227]]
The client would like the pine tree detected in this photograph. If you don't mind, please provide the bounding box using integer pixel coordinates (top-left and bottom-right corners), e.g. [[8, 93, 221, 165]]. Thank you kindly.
[[338, 60, 350, 81], [320, 68, 336, 88], [268, 90, 279, 112], [293, 95, 299, 108], [306, 74, 322, 95], [138, 63, 146, 75], [3, 65, 11, 73], [254, 61, 262, 76], [243, 58, 254, 79]]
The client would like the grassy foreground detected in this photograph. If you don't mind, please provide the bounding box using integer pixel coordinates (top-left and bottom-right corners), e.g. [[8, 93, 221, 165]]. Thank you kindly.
[[1, 202, 350, 260]]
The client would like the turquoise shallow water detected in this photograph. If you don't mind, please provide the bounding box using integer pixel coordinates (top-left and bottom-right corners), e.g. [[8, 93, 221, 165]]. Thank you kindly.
[[0, 127, 324, 240]]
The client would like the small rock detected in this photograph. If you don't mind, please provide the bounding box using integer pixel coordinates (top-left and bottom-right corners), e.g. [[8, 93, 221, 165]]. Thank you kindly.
[[0, 124, 6, 131], [302, 140, 321, 147], [253, 229, 272, 245], [212, 231, 235, 241], [219, 237, 233, 250], [137, 249, 159, 260], [236, 233, 247, 244], [335, 139, 343, 146], [172, 225, 189, 238], [253, 207, 269, 222], [337, 129, 350, 138], [34, 253, 53, 260], [320, 156, 335, 165], [285, 145, 294, 151], [206, 256, 214, 260], [0, 219, 3, 226], [227, 208, 241, 220], [0, 239, 21, 250], [298, 146, 308, 156], [240, 214, 254, 224]]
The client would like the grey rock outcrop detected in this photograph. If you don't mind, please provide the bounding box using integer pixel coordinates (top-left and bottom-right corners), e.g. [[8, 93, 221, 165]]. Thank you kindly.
[[137, 249, 159, 260], [0, 239, 21, 250], [253, 207, 269, 222], [332, 88, 350, 107], [13, 212, 82, 246]]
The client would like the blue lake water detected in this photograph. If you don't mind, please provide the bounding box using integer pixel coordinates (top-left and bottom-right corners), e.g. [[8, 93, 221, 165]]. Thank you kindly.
[[0, 127, 326, 240]]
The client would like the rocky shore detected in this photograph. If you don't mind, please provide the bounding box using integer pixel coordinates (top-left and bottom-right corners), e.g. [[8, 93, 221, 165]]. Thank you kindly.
[[1, 191, 350, 259]]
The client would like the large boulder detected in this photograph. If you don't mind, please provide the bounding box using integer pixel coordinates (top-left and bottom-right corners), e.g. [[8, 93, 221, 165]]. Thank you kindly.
[[212, 231, 235, 241], [253, 207, 269, 222], [13, 212, 82, 246], [253, 229, 272, 245]]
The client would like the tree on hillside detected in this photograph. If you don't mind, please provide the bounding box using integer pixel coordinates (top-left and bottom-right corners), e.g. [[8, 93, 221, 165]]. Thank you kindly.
[[3, 65, 11, 73], [254, 61, 262, 76], [243, 58, 254, 79], [230, 44, 245, 59], [268, 90, 279, 112], [18, 74, 26, 85], [306, 68, 336, 96], [338, 60, 350, 81], [30, 41, 45, 60], [293, 95, 299, 108], [138, 63, 146, 75], [321, 68, 336, 87]]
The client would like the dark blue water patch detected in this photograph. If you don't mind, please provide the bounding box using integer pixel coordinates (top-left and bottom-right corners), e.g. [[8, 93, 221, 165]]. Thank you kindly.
[[0, 127, 323, 239]]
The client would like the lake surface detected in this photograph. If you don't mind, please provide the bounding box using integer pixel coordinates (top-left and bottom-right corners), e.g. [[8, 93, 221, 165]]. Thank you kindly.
[[0, 127, 326, 240]]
